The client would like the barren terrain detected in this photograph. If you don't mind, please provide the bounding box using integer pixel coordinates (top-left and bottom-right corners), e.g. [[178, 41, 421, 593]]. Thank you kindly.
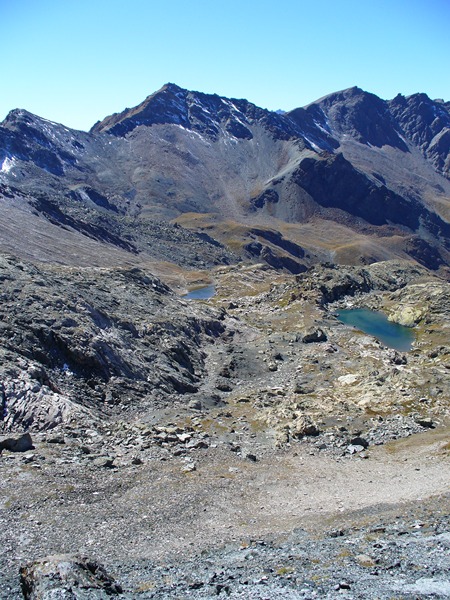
[[1, 258, 449, 598]]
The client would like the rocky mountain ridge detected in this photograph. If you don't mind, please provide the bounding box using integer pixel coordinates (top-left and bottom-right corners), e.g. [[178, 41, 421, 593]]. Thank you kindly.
[[1, 84, 449, 275]]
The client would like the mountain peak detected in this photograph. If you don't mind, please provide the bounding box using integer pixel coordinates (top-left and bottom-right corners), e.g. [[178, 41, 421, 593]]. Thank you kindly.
[[306, 86, 408, 150], [90, 83, 192, 135], [3, 108, 39, 127], [90, 84, 308, 142], [305, 86, 365, 107], [160, 82, 185, 93], [90, 84, 250, 139]]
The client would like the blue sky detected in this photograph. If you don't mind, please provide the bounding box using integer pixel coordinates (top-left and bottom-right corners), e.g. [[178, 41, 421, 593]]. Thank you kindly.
[[1, 0, 449, 131]]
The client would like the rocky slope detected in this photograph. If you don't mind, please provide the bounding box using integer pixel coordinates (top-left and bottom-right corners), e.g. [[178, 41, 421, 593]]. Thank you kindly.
[[1, 84, 449, 274], [1, 256, 449, 598], [1, 82, 450, 598], [0, 254, 237, 433]]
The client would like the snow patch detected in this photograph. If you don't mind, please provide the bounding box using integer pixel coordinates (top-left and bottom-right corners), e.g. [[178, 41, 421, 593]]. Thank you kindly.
[[230, 113, 247, 128], [188, 96, 212, 114], [313, 120, 330, 134], [39, 115, 60, 126], [302, 136, 321, 152], [173, 124, 207, 141], [1, 157, 14, 173]]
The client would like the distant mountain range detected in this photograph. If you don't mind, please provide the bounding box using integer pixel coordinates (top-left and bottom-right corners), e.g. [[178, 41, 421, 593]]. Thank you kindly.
[[1, 83, 449, 273]]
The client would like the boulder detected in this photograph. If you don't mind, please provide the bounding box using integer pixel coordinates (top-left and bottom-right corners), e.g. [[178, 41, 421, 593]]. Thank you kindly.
[[188, 399, 202, 410], [346, 444, 366, 454], [302, 327, 327, 343], [290, 416, 320, 438], [415, 416, 434, 428], [91, 456, 115, 468], [20, 554, 122, 599], [182, 461, 196, 473], [355, 554, 377, 567], [293, 381, 315, 394], [388, 305, 424, 327], [349, 436, 369, 449], [0, 432, 34, 453], [389, 351, 407, 365]]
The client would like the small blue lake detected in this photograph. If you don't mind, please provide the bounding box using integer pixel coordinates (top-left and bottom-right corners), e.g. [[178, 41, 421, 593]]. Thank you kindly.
[[183, 284, 216, 300], [335, 308, 415, 352]]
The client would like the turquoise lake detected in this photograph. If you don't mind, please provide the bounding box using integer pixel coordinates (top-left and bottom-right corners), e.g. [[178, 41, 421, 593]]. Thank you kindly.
[[335, 308, 415, 352], [183, 284, 216, 300]]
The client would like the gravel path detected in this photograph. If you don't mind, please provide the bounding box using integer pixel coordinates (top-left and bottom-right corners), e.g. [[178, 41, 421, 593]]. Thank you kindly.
[[1, 424, 449, 598]]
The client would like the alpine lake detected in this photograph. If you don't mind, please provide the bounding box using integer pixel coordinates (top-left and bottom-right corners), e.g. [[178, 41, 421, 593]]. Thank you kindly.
[[183, 284, 216, 300], [183, 288, 415, 351], [335, 308, 415, 352]]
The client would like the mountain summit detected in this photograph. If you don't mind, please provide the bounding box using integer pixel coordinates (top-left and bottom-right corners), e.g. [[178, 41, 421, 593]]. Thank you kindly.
[[91, 82, 303, 142], [0, 84, 449, 272]]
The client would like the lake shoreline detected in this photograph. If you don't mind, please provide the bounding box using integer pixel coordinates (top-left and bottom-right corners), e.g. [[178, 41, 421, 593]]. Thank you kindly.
[[336, 308, 415, 351]]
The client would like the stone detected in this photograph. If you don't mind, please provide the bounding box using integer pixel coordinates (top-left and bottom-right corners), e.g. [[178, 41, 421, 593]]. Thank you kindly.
[[290, 416, 319, 438], [186, 439, 209, 450], [355, 554, 377, 567], [347, 444, 365, 454], [27, 364, 46, 381], [188, 399, 202, 410], [336, 581, 351, 590], [218, 365, 232, 378], [302, 327, 327, 343], [328, 529, 345, 538], [237, 397, 250, 403], [293, 381, 314, 394], [92, 456, 115, 468], [274, 428, 290, 446], [216, 381, 233, 392], [415, 416, 434, 428], [349, 436, 369, 448], [390, 351, 407, 365], [182, 462, 196, 473], [229, 443, 241, 453], [388, 305, 424, 327], [47, 435, 65, 444], [20, 554, 122, 598], [338, 374, 359, 385], [0, 432, 34, 453]]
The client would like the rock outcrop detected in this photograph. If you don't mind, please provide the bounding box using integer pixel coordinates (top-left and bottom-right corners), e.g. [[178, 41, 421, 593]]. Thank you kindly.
[[0, 255, 229, 431], [20, 554, 122, 599]]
